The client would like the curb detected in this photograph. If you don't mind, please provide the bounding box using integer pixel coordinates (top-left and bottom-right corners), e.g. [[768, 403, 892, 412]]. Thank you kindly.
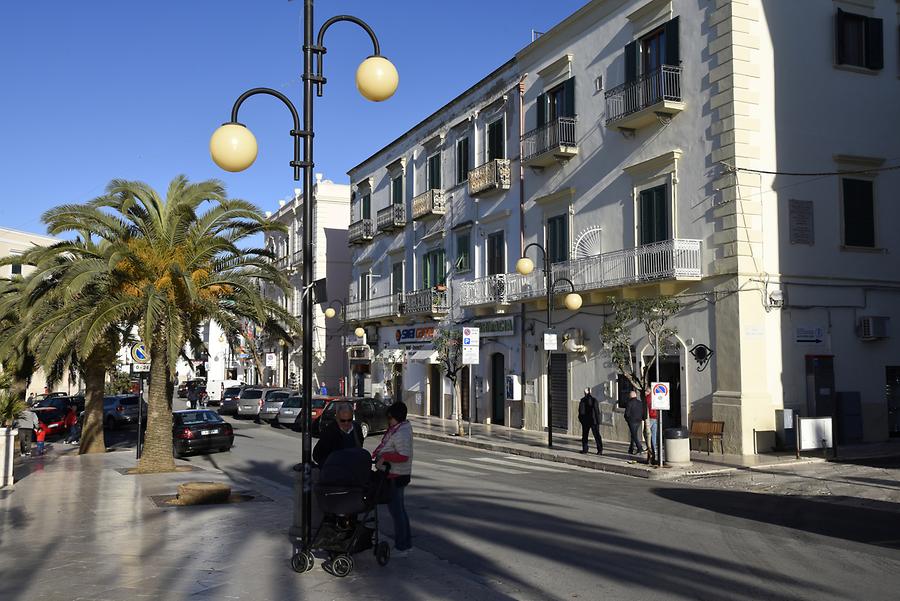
[[413, 430, 691, 480]]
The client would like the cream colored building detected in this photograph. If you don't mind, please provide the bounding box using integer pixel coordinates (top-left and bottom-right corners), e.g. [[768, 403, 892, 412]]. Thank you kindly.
[[347, 0, 900, 454]]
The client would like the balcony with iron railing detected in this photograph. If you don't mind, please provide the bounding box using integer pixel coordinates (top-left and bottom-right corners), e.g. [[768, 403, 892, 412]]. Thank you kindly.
[[376, 203, 406, 232], [411, 189, 446, 220], [468, 159, 511, 197], [291, 249, 303, 266], [459, 239, 702, 307], [605, 65, 684, 130], [522, 117, 578, 167], [346, 293, 401, 322], [401, 287, 449, 316], [348, 218, 375, 245]]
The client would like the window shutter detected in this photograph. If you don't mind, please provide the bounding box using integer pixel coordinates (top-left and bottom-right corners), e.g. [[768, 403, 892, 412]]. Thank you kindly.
[[536, 93, 546, 128], [865, 17, 883, 70], [362, 194, 370, 219], [835, 9, 847, 65], [563, 78, 575, 118], [624, 41, 637, 83], [664, 16, 680, 66]]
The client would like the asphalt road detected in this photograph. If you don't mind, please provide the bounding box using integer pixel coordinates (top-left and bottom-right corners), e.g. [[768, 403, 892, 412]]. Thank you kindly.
[[179, 406, 900, 601]]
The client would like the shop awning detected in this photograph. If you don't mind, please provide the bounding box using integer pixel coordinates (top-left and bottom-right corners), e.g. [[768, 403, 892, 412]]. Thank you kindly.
[[406, 350, 438, 364], [374, 348, 404, 363]]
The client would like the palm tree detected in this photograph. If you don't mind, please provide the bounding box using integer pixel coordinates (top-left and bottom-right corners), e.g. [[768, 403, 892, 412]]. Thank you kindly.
[[40, 176, 293, 472], [0, 279, 38, 402]]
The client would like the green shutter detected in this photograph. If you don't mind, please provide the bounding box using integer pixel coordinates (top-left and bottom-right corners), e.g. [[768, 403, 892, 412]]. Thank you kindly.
[[664, 16, 680, 66], [563, 78, 575, 118], [536, 93, 547, 127], [624, 41, 637, 83], [866, 17, 883, 70], [362, 194, 370, 219], [392, 176, 402, 205]]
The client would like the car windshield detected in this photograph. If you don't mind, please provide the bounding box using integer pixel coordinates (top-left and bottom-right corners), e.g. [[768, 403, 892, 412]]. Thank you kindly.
[[283, 396, 302, 408], [267, 392, 289, 402], [177, 411, 223, 425], [312, 399, 327, 410], [37, 410, 63, 423], [223, 387, 242, 397], [241, 389, 263, 400]]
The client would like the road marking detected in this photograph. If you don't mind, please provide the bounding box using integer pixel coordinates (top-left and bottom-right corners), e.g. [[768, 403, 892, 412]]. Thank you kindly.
[[474, 457, 563, 472], [502, 455, 602, 472], [414, 460, 486, 477], [438, 458, 528, 474]]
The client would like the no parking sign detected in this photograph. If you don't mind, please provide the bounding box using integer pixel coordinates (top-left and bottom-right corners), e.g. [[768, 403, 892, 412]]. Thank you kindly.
[[651, 382, 670, 410]]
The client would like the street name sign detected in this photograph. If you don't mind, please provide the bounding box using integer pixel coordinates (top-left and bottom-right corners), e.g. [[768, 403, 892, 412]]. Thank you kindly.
[[651, 382, 670, 410], [462, 327, 480, 365]]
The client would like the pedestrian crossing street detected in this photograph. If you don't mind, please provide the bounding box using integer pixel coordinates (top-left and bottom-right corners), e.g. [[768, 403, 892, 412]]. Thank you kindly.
[[414, 454, 592, 478]]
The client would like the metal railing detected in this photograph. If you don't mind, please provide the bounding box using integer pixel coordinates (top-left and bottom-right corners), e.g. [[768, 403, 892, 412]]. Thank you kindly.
[[457, 274, 510, 306], [346, 293, 401, 321], [521, 117, 577, 163], [468, 159, 511, 196], [605, 65, 683, 124], [348, 218, 374, 244], [292, 250, 303, 266], [376, 203, 406, 231], [411, 189, 446, 220], [402, 287, 449, 315]]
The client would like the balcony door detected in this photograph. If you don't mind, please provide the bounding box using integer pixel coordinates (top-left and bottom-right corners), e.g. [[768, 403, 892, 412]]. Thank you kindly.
[[639, 184, 669, 246], [392, 262, 404, 295], [361, 193, 371, 220], [487, 231, 505, 276], [422, 249, 446, 289], [487, 118, 505, 162]]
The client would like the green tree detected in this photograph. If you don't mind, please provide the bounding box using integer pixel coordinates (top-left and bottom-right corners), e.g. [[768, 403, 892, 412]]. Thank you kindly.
[[37, 176, 293, 472], [433, 325, 466, 436], [0, 278, 38, 401], [600, 296, 680, 397]]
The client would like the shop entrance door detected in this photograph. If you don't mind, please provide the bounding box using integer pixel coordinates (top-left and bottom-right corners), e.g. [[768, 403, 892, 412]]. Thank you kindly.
[[429, 364, 441, 417], [491, 353, 505, 425], [805, 356, 835, 417]]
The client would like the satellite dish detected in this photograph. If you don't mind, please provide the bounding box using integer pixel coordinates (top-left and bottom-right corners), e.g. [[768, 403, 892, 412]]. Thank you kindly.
[[572, 227, 603, 259]]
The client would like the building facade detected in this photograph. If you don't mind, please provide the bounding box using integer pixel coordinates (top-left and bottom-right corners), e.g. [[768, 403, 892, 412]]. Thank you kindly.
[[262, 176, 352, 393], [346, 0, 900, 454]]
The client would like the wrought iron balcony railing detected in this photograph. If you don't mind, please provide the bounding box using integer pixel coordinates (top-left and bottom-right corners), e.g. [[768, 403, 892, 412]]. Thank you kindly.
[[346, 293, 401, 322], [468, 159, 511, 197], [457, 274, 509, 307], [411, 189, 446, 220], [348, 218, 375, 245], [401, 287, 449, 316], [376, 203, 406, 232], [605, 65, 683, 126], [521, 117, 577, 166]]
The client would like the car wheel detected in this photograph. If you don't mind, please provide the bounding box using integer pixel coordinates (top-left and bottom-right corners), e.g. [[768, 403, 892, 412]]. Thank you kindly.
[[360, 422, 369, 439]]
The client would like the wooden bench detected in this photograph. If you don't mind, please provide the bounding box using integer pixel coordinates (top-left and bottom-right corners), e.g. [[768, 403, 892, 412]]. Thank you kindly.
[[689, 420, 725, 454]]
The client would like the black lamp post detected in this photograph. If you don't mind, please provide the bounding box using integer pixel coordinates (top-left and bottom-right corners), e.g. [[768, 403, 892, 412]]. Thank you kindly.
[[210, 2, 397, 572], [516, 242, 582, 448]]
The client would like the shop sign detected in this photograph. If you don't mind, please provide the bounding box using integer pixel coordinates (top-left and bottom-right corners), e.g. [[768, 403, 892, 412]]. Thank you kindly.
[[474, 316, 515, 337], [394, 326, 435, 343]]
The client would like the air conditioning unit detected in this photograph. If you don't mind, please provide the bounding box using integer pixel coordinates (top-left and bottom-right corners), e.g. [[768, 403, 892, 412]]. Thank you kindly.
[[858, 316, 889, 341]]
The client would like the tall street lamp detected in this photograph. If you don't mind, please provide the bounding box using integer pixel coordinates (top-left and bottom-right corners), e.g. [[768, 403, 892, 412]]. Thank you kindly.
[[209, 3, 397, 572], [516, 243, 582, 448]]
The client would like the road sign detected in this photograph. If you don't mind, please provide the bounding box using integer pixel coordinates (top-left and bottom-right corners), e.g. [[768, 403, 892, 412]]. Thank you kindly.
[[462, 327, 480, 365], [795, 326, 824, 344], [265, 353, 277, 368], [651, 382, 670, 410], [543, 332, 558, 351], [131, 363, 151, 373], [130, 343, 150, 364]]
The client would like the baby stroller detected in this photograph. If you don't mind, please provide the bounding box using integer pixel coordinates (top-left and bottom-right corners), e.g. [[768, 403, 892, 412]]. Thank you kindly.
[[291, 447, 392, 577]]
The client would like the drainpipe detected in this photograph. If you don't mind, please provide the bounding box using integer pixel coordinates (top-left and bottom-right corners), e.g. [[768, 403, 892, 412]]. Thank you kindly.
[[517, 74, 528, 429]]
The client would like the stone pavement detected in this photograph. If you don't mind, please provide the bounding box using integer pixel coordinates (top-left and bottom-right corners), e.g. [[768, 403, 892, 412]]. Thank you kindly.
[[0, 447, 529, 601]]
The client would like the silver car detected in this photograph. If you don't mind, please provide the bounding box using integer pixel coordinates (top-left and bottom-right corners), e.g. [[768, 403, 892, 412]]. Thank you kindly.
[[236, 387, 265, 420], [259, 389, 293, 424]]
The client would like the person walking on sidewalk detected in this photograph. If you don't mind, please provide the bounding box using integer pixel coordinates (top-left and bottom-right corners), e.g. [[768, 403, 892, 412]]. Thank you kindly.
[[644, 392, 659, 465], [16, 407, 39, 456], [578, 388, 603, 455], [624, 391, 645, 456], [374, 401, 413, 557]]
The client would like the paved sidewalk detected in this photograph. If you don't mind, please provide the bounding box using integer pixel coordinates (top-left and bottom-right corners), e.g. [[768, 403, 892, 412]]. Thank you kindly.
[[408, 415, 825, 480], [0, 447, 529, 601]]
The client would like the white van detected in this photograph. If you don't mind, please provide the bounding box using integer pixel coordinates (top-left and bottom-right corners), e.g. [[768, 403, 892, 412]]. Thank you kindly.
[[206, 379, 244, 405]]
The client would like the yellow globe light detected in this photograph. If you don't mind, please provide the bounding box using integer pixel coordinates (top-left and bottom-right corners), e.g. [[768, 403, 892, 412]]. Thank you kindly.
[[356, 56, 399, 102], [324, 307, 336, 319], [564, 292, 583, 311], [210, 123, 258, 172], [354, 327, 366, 338], [516, 257, 535, 276]]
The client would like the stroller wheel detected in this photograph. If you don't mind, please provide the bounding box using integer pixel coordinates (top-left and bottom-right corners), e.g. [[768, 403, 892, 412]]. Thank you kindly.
[[331, 554, 353, 577], [291, 550, 314, 573], [376, 541, 390, 566]]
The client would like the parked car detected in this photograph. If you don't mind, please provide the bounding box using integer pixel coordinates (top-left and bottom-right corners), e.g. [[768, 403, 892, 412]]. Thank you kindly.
[[177, 378, 206, 398], [172, 410, 234, 457], [34, 395, 85, 415], [33, 407, 69, 438], [258, 389, 293, 424], [276, 395, 334, 430], [205, 379, 244, 405], [103, 395, 147, 429], [237, 387, 289, 422], [317, 397, 391, 439], [218, 385, 246, 415]]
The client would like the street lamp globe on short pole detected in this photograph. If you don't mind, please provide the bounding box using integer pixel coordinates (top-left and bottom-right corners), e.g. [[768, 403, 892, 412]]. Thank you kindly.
[[209, 1, 397, 572]]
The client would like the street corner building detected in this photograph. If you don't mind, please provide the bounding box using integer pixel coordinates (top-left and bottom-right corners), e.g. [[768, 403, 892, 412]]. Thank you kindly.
[[339, 0, 900, 455]]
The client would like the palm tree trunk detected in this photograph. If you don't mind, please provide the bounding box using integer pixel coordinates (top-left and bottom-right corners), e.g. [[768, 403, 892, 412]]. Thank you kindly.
[[136, 334, 175, 473], [79, 360, 107, 455]]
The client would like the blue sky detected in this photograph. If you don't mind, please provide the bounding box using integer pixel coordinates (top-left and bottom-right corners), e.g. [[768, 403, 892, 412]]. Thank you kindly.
[[0, 0, 586, 235]]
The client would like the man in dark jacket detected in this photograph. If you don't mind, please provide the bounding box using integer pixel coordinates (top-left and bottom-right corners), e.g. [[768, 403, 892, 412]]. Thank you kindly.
[[624, 391, 645, 455], [578, 388, 603, 455], [313, 402, 364, 466]]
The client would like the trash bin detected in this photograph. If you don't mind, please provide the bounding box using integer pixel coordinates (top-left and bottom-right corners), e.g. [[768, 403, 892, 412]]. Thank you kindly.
[[664, 427, 692, 467]]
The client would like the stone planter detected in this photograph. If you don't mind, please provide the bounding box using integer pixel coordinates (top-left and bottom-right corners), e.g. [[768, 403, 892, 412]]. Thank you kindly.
[[0, 427, 18, 487]]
